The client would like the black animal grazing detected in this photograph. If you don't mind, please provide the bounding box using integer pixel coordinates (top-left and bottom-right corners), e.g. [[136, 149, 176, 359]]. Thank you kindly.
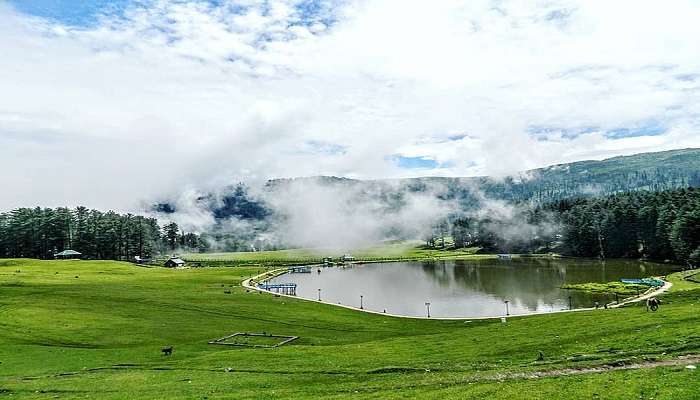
[[161, 346, 173, 356], [646, 297, 661, 312]]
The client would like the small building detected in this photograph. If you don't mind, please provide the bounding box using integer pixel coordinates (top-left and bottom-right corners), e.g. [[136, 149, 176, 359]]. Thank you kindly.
[[341, 254, 355, 262], [164, 257, 186, 268], [134, 256, 152, 264], [55, 249, 82, 259]]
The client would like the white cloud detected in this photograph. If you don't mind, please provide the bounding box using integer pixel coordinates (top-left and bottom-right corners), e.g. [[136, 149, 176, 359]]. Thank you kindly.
[[0, 0, 699, 210]]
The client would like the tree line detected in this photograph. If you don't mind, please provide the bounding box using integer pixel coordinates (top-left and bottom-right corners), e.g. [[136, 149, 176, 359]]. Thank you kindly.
[[0, 207, 207, 260], [435, 187, 699, 263], [1, 188, 698, 263], [553, 187, 699, 262]]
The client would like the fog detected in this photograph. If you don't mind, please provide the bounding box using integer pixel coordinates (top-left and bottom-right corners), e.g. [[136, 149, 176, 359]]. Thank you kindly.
[[152, 175, 564, 252]]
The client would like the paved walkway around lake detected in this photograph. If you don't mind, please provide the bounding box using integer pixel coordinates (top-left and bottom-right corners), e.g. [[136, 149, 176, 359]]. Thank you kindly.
[[241, 266, 675, 320], [608, 280, 673, 309]]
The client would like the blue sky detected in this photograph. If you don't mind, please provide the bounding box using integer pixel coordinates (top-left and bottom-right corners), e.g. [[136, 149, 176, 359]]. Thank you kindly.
[[8, 0, 132, 26], [527, 122, 668, 141], [605, 123, 667, 139], [8, 0, 337, 29], [393, 156, 439, 169]]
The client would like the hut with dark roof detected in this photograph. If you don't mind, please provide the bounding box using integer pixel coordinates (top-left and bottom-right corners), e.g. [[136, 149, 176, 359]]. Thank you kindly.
[[164, 257, 186, 268]]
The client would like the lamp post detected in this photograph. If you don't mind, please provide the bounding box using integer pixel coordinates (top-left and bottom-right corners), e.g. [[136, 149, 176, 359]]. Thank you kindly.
[[360, 295, 364, 310], [318, 288, 322, 301], [504, 300, 510, 316], [425, 302, 431, 318]]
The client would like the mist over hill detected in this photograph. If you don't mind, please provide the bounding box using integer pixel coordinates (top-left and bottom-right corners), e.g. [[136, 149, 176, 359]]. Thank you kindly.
[[152, 148, 700, 251]]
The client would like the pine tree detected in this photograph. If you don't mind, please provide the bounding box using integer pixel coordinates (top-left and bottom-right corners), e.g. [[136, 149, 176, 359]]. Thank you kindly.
[[163, 222, 180, 251]]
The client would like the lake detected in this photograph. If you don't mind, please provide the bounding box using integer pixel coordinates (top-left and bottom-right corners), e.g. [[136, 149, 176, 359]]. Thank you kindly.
[[268, 258, 676, 318]]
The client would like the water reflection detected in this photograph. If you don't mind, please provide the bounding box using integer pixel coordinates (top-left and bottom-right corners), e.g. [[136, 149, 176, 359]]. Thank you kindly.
[[269, 259, 674, 318]]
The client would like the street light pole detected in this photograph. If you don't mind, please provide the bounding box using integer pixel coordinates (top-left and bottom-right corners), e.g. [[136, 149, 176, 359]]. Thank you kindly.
[[425, 302, 431, 318], [318, 288, 322, 301], [504, 300, 510, 316], [360, 295, 364, 309]]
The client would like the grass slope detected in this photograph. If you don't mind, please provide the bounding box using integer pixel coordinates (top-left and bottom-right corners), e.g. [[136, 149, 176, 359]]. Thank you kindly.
[[0, 259, 698, 399]]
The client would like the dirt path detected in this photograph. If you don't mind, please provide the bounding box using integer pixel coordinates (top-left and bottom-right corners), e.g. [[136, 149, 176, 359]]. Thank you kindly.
[[480, 355, 699, 382]]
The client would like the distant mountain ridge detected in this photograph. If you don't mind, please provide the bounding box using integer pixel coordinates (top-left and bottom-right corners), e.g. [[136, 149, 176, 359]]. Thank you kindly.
[[470, 147, 700, 203], [154, 148, 700, 220], [264, 147, 700, 202]]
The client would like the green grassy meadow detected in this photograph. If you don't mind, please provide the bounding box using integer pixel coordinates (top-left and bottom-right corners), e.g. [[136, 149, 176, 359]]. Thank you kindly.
[[0, 258, 699, 399], [182, 242, 490, 266]]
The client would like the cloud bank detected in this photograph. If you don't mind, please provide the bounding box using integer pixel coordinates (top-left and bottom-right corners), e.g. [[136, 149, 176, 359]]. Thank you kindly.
[[1, 0, 699, 211]]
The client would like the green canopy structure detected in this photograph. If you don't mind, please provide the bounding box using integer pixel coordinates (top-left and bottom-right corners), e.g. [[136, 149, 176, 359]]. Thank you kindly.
[[55, 249, 82, 259]]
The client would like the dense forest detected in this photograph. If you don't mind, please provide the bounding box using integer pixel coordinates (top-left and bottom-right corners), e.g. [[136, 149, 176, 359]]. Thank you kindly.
[[554, 187, 700, 262], [0, 207, 206, 259], [444, 187, 700, 263]]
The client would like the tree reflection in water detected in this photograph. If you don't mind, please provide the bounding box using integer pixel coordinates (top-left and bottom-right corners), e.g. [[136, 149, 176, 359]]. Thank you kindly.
[[271, 259, 674, 318]]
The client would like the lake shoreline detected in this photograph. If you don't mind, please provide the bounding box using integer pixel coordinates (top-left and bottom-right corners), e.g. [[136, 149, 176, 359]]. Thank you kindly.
[[242, 260, 675, 320]]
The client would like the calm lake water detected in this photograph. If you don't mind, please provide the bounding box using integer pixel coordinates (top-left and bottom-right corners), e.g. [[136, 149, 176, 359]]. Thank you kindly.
[[268, 259, 676, 318]]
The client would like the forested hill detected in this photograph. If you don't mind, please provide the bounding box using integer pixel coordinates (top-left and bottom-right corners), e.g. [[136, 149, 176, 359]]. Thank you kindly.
[[486, 148, 700, 203], [154, 149, 700, 221], [151, 149, 699, 226], [269, 148, 700, 204]]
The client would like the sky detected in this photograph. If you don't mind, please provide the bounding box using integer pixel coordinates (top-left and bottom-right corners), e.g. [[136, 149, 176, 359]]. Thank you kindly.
[[1, 0, 699, 211]]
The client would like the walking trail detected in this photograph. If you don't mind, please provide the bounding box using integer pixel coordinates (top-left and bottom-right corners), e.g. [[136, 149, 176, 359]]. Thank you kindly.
[[477, 355, 699, 382]]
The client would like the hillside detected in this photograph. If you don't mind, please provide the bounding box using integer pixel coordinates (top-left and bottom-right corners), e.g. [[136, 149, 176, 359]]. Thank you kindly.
[[268, 148, 700, 203], [480, 148, 700, 203], [156, 148, 700, 219], [146, 149, 700, 251], [0, 259, 699, 399]]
